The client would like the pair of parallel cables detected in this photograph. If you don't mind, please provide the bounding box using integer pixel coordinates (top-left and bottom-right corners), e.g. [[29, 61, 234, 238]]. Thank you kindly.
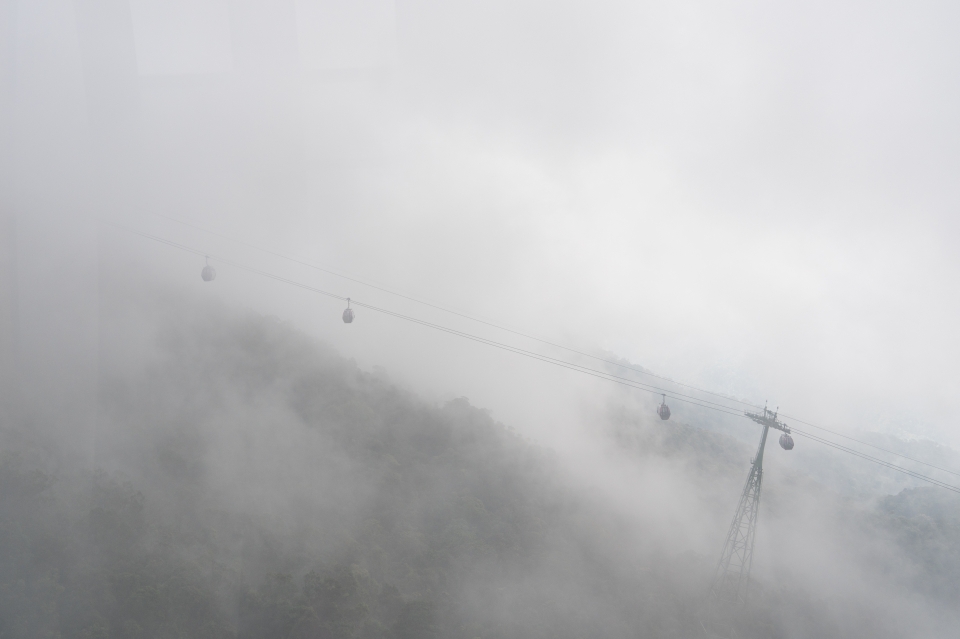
[[102, 216, 960, 494]]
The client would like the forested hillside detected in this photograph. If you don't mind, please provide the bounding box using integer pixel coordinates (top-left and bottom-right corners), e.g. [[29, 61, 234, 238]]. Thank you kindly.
[[1, 302, 958, 638]]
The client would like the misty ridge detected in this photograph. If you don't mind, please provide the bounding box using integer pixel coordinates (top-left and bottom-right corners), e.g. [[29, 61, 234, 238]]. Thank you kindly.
[[3, 2, 960, 636], [0, 279, 958, 639]]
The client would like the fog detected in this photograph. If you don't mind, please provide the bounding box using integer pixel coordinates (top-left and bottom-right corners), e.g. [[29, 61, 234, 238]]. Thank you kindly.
[[2, 1, 960, 637]]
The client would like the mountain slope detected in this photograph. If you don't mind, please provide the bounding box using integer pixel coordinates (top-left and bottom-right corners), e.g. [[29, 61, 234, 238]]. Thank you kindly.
[[0, 299, 958, 638]]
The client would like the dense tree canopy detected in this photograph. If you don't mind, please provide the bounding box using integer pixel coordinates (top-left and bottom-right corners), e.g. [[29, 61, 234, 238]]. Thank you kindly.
[[0, 307, 957, 638]]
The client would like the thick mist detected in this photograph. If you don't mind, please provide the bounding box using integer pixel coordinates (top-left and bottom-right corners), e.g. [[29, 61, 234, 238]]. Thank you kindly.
[[3, 272, 958, 637], [2, 1, 960, 637]]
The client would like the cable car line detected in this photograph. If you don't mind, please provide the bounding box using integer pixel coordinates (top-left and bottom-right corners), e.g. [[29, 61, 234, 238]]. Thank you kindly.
[[104, 221, 960, 493], [349, 298, 751, 415], [113, 224, 754, 416], [105, 222, 755, 415], [778, 416, 960, 478], [789, 427, 960, 494], [146, 212, 765, 410], [141, 214, 960, 480], [110, 222, 742, 417]]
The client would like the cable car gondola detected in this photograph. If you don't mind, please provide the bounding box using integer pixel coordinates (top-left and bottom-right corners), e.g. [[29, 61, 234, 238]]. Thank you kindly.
[[201, 256, 216, 282], [342, 298, 354, 323], [657, 394, 671, 420], [779, 432, 794, 450]]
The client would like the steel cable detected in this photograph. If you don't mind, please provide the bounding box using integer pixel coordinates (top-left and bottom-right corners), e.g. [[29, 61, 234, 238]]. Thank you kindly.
[[103, 220, 960, 493]]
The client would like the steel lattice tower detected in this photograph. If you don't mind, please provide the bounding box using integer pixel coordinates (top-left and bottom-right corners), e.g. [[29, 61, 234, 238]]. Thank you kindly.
[[707, 406, 790, 607]]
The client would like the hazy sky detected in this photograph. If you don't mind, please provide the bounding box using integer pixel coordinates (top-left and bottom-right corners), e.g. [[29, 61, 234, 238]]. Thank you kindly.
[[6, 0, 960, 448]]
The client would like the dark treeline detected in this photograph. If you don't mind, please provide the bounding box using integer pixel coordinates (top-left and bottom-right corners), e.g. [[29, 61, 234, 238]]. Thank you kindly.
[[0, 298, 958, 638]]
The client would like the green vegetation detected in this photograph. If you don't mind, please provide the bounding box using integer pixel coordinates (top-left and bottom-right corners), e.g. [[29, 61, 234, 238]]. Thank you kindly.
[[0, 307, 958, 637]]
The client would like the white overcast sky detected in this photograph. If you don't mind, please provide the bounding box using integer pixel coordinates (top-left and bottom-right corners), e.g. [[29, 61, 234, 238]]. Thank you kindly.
[[7, 0, 960, 447]]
